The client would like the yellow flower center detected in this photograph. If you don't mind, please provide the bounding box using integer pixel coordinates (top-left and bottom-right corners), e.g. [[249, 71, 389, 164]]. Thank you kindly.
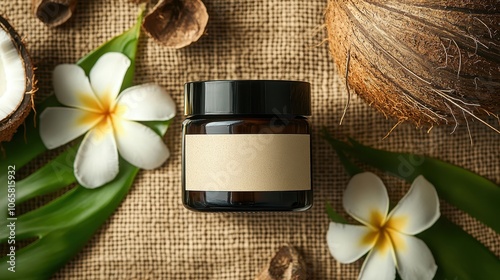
[[77, 91, 126, 139], [361, 210, 408, 255]]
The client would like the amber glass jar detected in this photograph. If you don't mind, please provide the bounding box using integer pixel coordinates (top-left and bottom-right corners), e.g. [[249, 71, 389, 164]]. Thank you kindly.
[[182, 80, 312, 211]]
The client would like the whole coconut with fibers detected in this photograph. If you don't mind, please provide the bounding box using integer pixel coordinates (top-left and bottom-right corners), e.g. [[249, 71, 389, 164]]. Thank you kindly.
[[326, 0, 500, 132]]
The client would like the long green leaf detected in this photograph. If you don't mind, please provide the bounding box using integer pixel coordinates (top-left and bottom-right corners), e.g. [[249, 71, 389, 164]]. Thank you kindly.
[[0, 8, 172, 279], [420, 217, 500, 280], [0, 161, 139, 279], [323, 131, 500, 279], [0, 145, 77, 216]]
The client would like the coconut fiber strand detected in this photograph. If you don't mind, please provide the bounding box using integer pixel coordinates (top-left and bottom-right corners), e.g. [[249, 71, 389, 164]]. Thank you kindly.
[[2, 0, 499, 279]]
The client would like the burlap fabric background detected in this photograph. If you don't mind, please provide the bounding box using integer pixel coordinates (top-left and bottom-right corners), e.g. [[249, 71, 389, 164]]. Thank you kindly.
[[2, 0, 499, 279]]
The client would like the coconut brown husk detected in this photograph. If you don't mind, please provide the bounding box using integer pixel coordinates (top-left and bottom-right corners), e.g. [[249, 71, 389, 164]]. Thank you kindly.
[[142, 0, 208, 49], [326, 1, 500, 132], [32, 0, 77, 28], [0, 16, 36, 143], [255, 245, 308, 280]]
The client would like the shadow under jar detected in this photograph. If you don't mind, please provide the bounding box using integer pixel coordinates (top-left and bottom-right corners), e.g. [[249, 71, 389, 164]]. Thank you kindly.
[[182, 80, 312, 212]]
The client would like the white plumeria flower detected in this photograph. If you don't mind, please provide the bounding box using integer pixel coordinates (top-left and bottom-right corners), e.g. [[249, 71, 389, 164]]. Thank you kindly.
[[40, 52, 176, 189], [327, 172, 440, 280]]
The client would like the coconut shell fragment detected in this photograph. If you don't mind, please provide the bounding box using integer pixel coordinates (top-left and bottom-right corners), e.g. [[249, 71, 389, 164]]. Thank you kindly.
[[142, 0, 208, 48], [255, 245, 308, 280], [326, 1, 500, 132], [0, 16, 36, 142], [32, 0, 78, 27]]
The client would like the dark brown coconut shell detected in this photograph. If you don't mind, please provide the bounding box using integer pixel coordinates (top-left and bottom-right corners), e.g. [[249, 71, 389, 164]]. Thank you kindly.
[[326, 1, 500, 131], [255, 245, 307, 280], [32, 0, 78, 28], [142, 0, 208, 49], [0, 16, 36, 142]]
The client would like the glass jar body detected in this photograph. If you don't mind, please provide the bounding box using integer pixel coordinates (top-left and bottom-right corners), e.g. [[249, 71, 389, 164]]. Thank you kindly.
[[182, 115, 312, 212]]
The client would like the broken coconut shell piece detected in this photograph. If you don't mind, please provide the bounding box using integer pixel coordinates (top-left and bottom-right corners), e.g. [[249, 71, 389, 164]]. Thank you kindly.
[[32, 0, 77, 28], [0, 15, 36, 142], [256, 245, 308, 280], [142, 0, 208, 49]]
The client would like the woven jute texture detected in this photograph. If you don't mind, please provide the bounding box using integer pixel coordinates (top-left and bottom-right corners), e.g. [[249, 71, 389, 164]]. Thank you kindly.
[[3, 0, 499, 279]]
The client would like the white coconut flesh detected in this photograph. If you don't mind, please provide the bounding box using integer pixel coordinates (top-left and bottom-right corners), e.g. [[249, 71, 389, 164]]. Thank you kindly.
[[0, 27, 26, 121]]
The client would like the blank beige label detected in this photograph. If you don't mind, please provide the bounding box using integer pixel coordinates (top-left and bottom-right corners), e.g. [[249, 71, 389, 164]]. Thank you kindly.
[[185, 134, 311, 192]]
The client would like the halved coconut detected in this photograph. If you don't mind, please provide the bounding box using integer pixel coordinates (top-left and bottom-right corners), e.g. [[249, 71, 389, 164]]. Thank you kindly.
[[0, 15, 35, 142]]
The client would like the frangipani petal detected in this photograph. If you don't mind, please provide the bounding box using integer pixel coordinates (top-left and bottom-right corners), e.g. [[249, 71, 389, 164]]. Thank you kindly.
[[393, 232, 437, 280], [116, 83, 176, 121], [53, 64, 101, 111], [39, 107, 101, 149], [343, 172, 389, 227], [90, 52, 130, 104], [115, 119, 169, 169], [359, 246, 396, 280], [327, 222, 374, 264], [388, 176, 440, 235], [74, 121, 119, 188]]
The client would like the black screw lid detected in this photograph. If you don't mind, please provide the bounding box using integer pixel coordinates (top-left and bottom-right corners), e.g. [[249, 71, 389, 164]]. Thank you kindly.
[[184, 80, 311, 116]]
